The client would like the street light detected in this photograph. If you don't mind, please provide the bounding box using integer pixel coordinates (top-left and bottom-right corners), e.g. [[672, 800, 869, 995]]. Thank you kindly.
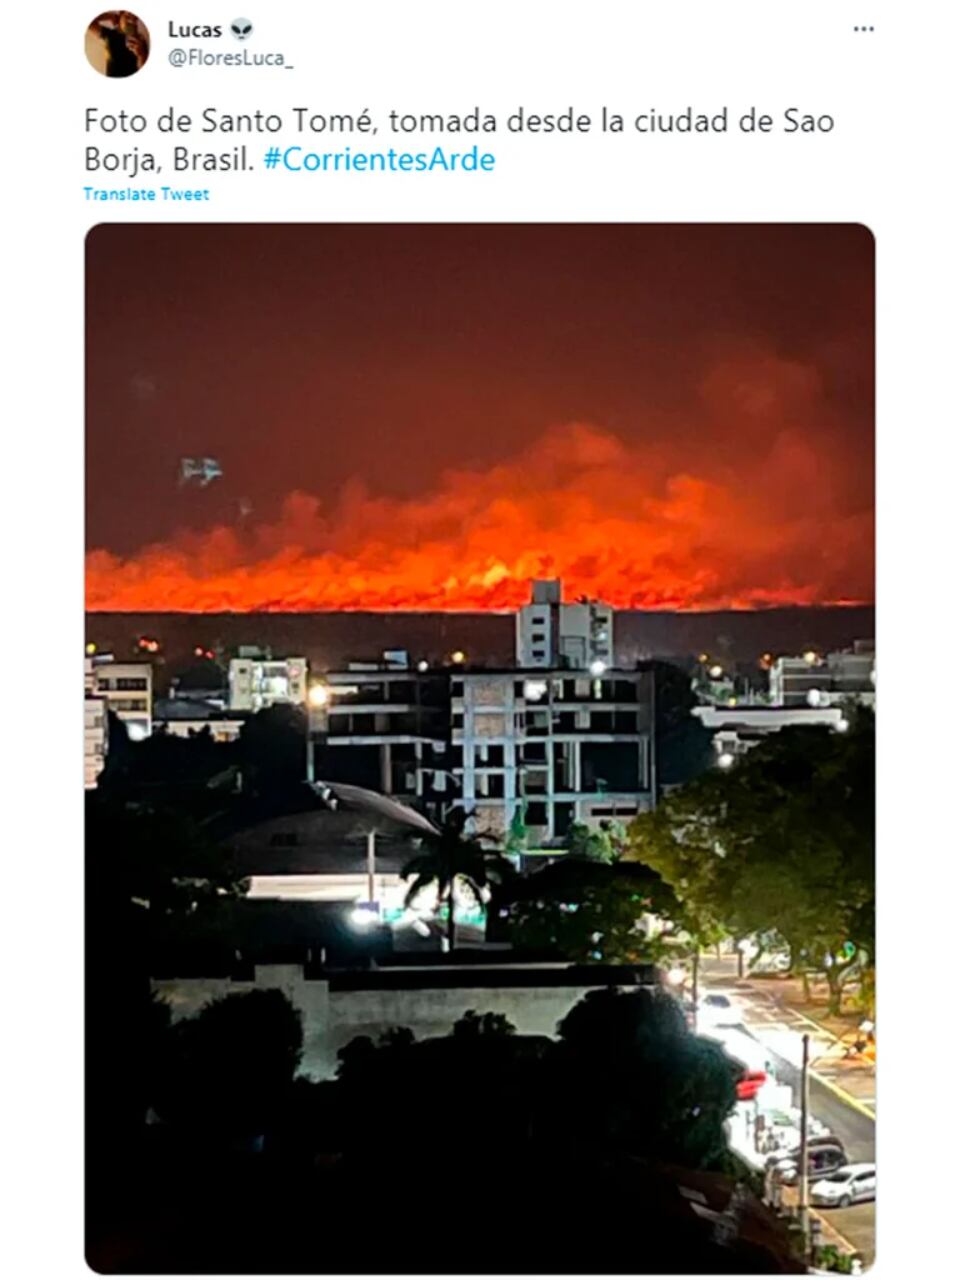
[[589, 659, 607, 677], [308, 683, 330, 707]]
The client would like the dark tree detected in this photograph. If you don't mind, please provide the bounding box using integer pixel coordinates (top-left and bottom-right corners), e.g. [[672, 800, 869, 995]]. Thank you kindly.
[[500, 857, 684, 963], [645, 659, 714, 788], [239, 703, 308, 793], [554, 986, 738, 1169], [154, 989, 303, 1142]]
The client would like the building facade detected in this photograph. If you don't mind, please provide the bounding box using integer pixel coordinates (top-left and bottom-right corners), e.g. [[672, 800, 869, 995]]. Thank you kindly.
[[228, 655, 308, 711], [693, 704, 851, 768], [83, 657, 109, 787], [452, 668, 655, 842], [515, 579, 614, 670], [89, 655, 153, 742], [308, 665, 452, 813], [769, 642, 875, 708]]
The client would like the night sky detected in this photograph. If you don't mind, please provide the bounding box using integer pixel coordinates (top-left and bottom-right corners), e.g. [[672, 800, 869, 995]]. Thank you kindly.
[[86, 224, 874, 612]]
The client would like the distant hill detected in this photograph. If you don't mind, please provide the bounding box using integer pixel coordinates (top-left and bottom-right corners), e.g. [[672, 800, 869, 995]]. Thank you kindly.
[[86, 605, 874, 678]]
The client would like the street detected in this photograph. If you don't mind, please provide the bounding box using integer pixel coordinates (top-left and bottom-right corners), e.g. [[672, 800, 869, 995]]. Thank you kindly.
[[701, 968, 876, 1264]]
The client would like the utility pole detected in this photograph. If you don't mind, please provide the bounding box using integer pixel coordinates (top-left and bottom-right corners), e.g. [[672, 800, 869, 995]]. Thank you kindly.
[[305, 708, 314, 783], [691, 945, 700, 1033], [366, 829, 377, 908], [798, 1032, 811, 1253]]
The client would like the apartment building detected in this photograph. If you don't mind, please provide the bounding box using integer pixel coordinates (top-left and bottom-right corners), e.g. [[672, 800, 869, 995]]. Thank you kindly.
[[308, 663, 452, 815], [452, 668, 655, 842], [769, 641, 875, 708], [692, 703, 850, 769], [228, 653, 308, 711], [515, 579, 614, 671], [83, 657, 109, 787], [88, 654, 153, 742]]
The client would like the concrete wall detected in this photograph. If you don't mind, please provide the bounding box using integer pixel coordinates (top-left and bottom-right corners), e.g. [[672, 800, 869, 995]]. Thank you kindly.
[[152, 965, 635, 1080]]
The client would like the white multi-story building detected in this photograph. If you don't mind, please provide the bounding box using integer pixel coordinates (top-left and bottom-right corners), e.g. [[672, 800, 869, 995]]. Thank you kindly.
[[515, 579, 614, 671], [693, 704, 851, 769], [307, 664, 452, 814], [769, 641, 875, 708], [84, 658, 109, 787], [228, 655, 308, 711], [89, 655, 153, 742], [452, 668, 654, 842]]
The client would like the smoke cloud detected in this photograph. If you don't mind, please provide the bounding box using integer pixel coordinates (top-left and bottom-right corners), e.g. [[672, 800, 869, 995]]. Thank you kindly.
[[86, 399, 873, 613]]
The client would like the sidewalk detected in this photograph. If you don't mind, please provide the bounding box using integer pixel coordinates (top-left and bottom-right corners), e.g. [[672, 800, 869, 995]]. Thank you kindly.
[[761, 980, 876, 1115]]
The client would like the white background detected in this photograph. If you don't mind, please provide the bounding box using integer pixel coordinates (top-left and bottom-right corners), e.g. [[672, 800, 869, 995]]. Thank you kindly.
[[3, 2, 959, 1277]]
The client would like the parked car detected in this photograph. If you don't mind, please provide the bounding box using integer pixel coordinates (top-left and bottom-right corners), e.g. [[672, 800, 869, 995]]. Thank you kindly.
[[698, 991, 742, 1026], [749, 952, 790, 975], [735, 1068, 767, 1102], [768, 1141, 839, 1172], [810, 1163, 877, 1208], [773, 1140, 848, 1185]]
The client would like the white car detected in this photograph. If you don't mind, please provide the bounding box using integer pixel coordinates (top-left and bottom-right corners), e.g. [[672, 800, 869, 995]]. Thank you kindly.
[[697, 991, 742, 1027], [810, 1163, 876, 1208]]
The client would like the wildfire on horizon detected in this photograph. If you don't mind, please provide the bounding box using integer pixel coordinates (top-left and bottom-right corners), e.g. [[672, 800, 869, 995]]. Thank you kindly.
[[85, 422, 874, 614]]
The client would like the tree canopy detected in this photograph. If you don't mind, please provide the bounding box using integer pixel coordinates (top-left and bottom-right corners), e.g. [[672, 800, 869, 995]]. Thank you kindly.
[[499, 857, 686, 964], [402, 808, 516, 947], [626, 710, 875, 1008]]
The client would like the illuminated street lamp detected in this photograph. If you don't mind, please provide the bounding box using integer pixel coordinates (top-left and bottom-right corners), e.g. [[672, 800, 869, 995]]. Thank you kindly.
[[717, 751, 735, 769], [308, 683, 330, 707], [589, 659, 607, 677], [450, 650, 467, 665]]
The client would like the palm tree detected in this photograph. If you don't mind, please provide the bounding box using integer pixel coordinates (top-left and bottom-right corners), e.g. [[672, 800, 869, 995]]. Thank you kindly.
[[402, 809, 516, 950]]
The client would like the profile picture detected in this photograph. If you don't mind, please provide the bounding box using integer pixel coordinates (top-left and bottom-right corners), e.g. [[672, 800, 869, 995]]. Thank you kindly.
[[85, 11, 150, 77]]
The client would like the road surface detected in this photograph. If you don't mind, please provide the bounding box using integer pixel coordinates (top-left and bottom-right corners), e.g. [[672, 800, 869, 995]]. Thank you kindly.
[[704, 977, 876, 1263]]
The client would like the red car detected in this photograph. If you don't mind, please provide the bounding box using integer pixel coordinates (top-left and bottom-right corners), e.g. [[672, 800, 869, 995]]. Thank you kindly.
[[735, 1068, 767, 1101]]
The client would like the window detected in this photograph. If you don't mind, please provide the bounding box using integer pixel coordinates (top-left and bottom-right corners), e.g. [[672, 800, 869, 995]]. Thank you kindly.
[[526, 801, 548, 826], [116, 677, 148, 691]]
